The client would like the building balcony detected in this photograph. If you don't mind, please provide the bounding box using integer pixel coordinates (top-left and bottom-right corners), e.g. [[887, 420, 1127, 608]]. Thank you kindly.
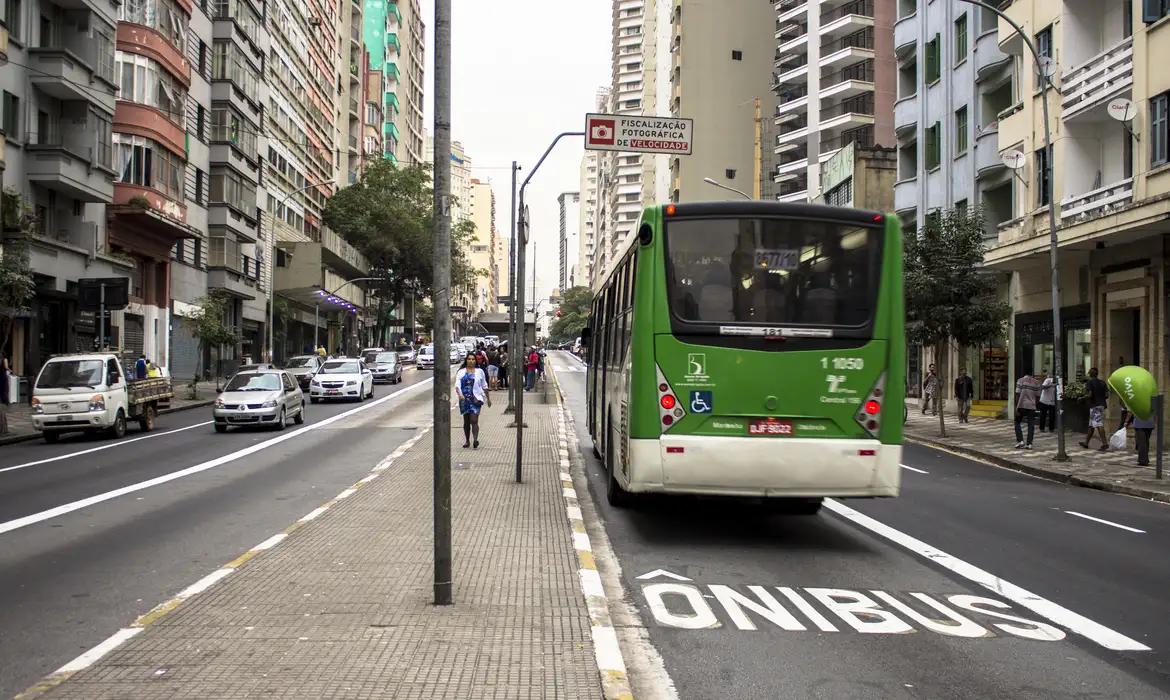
[[777, 175, 809, 200], [894, 93, 917, 137], [821, 62, 874, 100], [26, 48, 118, 114], [777, 24, 809, 56], [25, 142, 115, 203], [1060, 37, 1133, 122], [1060, 178, 1133, 223], [776, 0, 807, 22], [774, 53, 809, 84], [974, 125, 1005, 180], [773, 155, 808, 182], [894, 177, 917, 212], [209, 202, 260, 244], [820, 95, 874, 133], [774, 84, 809, 116], [820, 0, 874, 39], [894, 11, 917, 58], [775, 122, 809, 151], [820, 126, 873, 156], [973, 26, 1010, 80], [207, 260, 259, 300], [820, 28, 874, 69], [108, 184, 193, 260]]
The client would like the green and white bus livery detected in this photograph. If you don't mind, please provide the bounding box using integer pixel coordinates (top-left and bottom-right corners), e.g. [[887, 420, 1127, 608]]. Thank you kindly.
[[582, 201, 905, 513]]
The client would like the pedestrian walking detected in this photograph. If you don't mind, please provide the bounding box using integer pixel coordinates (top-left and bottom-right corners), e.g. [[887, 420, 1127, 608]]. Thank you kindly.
[[1038, 369, 1057, 432], [498, 348, 509, 389], [486, 345, 500, 391], [922, 364, 938, 415], [0, 357, 11, 436], [1126, 411, 1156, 467], [1014, 369, 1041, 449], [456, 353, 490, 449], [954, 367, 974, 423], [1079, 367, 1110, 451]]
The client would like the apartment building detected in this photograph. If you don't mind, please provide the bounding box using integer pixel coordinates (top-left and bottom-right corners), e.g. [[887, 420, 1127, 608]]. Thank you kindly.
[[578, 139, 600, 288], [772, 0, 897, 201], [362, 0, 403, 163], [891, 0, 1014, 406], [985, 0, 1170, 421], [397, 0, 425, 166], [470, 178, 497, 313], [600, 0, 646, 273], [558, 192, 581, 289], [656, 1, 780, 203]]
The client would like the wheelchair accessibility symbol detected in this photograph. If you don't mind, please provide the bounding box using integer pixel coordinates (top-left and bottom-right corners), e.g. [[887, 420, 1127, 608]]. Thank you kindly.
[[690, 391, 713, 414]]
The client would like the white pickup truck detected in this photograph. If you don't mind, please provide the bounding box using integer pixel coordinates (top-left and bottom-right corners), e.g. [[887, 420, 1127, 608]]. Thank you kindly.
[[30, 353, 175, 443]]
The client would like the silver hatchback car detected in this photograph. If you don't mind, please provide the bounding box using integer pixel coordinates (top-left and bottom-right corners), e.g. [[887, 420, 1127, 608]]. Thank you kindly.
[[213, 369, 306, 433]]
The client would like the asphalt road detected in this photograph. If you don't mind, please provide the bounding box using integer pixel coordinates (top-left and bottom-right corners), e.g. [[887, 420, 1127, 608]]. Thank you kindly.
[[549, 352, 1170, 700], [0, 367, 436, 700]]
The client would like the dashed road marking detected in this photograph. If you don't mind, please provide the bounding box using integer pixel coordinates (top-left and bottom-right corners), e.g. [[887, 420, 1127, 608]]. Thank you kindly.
[[1064, 510, 1146, 534], [551, 366, 635, 700]]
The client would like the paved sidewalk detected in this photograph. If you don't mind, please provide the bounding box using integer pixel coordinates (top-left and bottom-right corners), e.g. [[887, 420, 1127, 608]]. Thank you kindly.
[[904, 410, 1170, 504], [20, 377, 609, 699], [0, 381, 219, 446]]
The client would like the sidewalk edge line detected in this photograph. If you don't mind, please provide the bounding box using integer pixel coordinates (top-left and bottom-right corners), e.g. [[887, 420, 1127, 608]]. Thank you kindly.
[[551, 367, 635, 700], [13, 396, 437, 700], [905, 435, 1170, 505]]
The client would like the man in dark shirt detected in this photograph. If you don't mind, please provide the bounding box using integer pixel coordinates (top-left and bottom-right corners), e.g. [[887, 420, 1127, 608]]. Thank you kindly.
[[954, 367, 975, 423], [1080, 367, 1109, 451]]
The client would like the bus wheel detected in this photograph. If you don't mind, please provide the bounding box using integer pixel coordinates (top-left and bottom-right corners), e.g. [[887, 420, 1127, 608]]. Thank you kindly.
[[605, 433, 632, 508], [766, 498, 823, 516]]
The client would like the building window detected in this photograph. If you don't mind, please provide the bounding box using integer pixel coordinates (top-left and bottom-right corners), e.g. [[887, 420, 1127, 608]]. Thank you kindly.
[[825, 178, 853, 207], [925, 122, 940, 169], [1036, 146, 1050, 205], [212, 41, 260, 103], [731, 50, 742, 60], [94, 112, 113, 169], [955, 106, 968, 155], [212, 0, 260, 37], [93, 21, 116, 84], [5, 0, 21, 40], [210, 107, 257, 159], [119, 0, 187, 52], [925, 34, 940, 83], [1035, 26, 1052, 58], [2, 91, 20, 140], [208, 232, 241, 271], [116, 51, 187, 127], [210, 167, 257, 214], [1143, 0, 1170, 23], [956, 199, 968, 218], [193, 168, 205, 205], [1151, 92, 1168, 168], [954, 14, 967, 64], [112, 133, 186, 201]]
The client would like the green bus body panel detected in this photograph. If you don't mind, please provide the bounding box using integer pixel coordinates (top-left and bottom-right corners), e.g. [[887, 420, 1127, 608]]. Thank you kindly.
[[624, 206, 905, 445]]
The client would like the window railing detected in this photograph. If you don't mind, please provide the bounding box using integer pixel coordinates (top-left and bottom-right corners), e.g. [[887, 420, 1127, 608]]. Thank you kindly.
[[776, 20, 808, 39], [778, 176, 809, 196], [820, 127, 874, 152], [776, 83, 809, 103], [776, 54, 808, 73], [822, 0, 874, 23], [822, 28, 874, 54], [778, 116, 808, 135], [777, 0, 807, 12], [821, 95, 875, 120], [778, 149, 808, 166], [823, 61, 875, 87]]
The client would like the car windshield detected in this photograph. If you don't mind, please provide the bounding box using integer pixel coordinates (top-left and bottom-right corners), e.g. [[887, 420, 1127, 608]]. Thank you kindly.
[[320, 361, 361, 374], [421, 345, 434, 354], [285, 356, 317, 368], [395, 345, 413, 353], [36, 359, 105, 389], [225, 372, 282, 391], [370, 352, 398, 364]]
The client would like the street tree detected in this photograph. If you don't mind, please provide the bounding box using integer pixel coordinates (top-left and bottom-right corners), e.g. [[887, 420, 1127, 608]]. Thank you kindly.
[[0, 189, 37, 360], [323, 161, 480, 342], [189, 292, 240, 395], [549, 286, 591, 344], [904, 207, 1011, 438], [414, 299, 434, 336]]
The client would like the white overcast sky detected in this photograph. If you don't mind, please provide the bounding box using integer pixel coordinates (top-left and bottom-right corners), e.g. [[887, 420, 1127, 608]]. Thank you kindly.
[[420, 0, 610, 307]]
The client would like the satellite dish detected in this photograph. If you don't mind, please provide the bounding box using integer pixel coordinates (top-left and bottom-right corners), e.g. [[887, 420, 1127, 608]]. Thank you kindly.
[[1001, 150, 1026, 170], [522, 204, 531, 244], [1107, 97, 1136, 123], [1034, 56, 1057, 79]]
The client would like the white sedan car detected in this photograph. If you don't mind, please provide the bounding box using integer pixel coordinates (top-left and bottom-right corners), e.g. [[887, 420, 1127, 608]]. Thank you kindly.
[[309, 359, 375, 403]]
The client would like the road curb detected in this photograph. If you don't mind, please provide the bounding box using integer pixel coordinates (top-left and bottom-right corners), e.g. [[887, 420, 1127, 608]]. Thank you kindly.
[[905, 435, 1170, 505], [0, 399, 216, 447], [549, 368, 635, 700]]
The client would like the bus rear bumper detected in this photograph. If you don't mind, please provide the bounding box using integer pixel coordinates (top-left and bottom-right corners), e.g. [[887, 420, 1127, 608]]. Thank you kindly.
[[623, 436, 901, 499]]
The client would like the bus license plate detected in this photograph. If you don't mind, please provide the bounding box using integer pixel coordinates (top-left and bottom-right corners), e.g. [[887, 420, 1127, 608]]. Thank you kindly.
[[749, 419, 792, 436]]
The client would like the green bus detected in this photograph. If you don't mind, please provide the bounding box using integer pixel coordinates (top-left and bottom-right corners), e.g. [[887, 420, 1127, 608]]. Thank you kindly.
[[582, 201, 904, 514]]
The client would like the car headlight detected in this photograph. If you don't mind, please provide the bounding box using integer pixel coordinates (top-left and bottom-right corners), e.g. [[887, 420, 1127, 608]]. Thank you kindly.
[[311, 380, 321, 387], [89, 395, 106, 412], [215, 398, 225, 408], [345, 380, 357, 386], [31, 397, 43, 414], [262, 399, 278, 408]]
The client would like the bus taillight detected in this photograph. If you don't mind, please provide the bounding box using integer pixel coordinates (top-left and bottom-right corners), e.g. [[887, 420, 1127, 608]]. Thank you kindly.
[[661, 395, 676, 410], [663, 415, 674, 425], [864, 400, 881, 415]]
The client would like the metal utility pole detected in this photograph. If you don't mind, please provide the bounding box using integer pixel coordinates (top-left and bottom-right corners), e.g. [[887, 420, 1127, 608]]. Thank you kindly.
[[515, 131, 584, 483], [753, 97, 762, 200], [505, 161, 521, 414], [958, 0, 1067, 461], [432, 0, 453, 606]]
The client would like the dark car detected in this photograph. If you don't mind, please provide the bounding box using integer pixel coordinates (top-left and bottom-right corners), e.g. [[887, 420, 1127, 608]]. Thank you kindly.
[[283, 355, 324, 389], [363, 351, 403, 384]]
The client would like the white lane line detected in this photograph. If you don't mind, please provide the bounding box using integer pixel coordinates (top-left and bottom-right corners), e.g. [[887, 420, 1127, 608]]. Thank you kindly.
[[1065, 510, 1146, 534], [0, 420, 214, 474], [0, 379, 434, 537], [825, 499, 1150, 651], [55, 628, 143, 674], [900, 464, 930, 474]]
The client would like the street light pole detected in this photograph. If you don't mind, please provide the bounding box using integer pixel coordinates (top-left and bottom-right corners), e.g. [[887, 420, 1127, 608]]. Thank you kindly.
[[703, 176, 752, 200], [266, 178, 335, 364], [314, 276, 382, 353], [505, 161, 521, 415], [957, 0, 1066, 461]]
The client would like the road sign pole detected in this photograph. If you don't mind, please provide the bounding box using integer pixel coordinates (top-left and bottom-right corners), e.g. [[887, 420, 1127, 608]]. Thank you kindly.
[[505, 161, 520, 415]]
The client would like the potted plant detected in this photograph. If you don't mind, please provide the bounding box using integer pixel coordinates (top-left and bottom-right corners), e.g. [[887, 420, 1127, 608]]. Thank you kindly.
[[128, 194, 152, 209], [1060, 380, 1089, 433]]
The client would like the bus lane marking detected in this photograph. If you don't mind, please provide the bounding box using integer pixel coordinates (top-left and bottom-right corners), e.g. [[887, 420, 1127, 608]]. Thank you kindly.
[[638, 574, 1067, 641], [823, 499, 1150, 651]]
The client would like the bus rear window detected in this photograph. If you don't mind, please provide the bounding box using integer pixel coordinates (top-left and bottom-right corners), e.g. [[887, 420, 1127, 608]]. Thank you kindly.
[[664, 217, 881, 328]]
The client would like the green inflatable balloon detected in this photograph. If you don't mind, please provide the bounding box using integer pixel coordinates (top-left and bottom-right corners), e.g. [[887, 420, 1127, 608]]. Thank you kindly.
[[1107, 366, 1158, 421]]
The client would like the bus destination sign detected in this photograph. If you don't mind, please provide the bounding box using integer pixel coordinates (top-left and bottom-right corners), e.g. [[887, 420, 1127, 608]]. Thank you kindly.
[[584, 113, 694, 155]]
